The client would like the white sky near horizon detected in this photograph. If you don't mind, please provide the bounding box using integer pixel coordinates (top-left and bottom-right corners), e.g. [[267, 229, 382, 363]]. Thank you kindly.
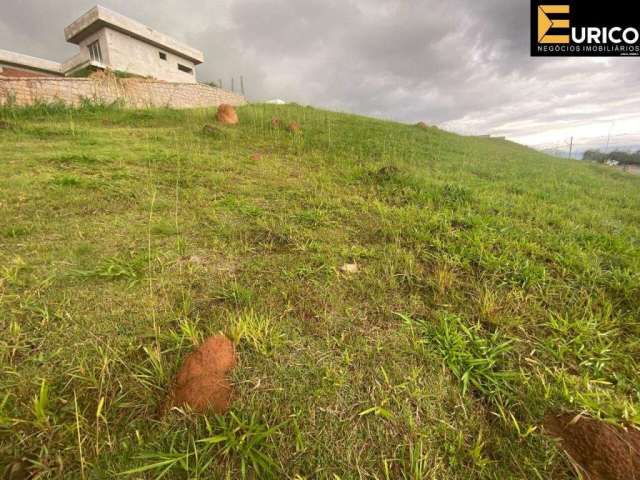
[[1, 0, 639, 152]]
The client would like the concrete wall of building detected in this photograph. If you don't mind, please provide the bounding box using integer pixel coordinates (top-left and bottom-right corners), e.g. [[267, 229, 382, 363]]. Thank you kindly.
[[0, 77, 246, 108], [100, 28, 197, 83], [77, 29, 112, 66]]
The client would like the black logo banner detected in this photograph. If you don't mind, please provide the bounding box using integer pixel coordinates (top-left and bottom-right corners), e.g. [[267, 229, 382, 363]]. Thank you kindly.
[[531, 0, 640, 57]]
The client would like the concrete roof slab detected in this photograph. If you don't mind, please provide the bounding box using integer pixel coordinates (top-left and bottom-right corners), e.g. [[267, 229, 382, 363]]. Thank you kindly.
[[64, 5, 204, 64], [0, 48, 62, 74]]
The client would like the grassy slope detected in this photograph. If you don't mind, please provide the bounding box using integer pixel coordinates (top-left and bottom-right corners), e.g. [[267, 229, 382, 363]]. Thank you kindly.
[[0, 103, 639, 479]]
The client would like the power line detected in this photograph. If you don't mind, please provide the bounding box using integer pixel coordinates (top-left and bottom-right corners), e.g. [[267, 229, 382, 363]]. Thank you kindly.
[[533, 131, 640, 160], [530, 132, 640, 149]]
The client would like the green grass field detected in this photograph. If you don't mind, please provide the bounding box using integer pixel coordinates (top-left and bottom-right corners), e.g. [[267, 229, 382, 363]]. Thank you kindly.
[[1, 103, 639, 479]]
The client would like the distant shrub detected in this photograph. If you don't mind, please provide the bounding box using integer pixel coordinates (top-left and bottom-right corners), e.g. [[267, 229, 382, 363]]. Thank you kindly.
[[583, 149, 608, 163], [112, 70, 136, 78], [68, 66, 93, 78], [609, 150, 640, 166], [583, 149, 640, 166]]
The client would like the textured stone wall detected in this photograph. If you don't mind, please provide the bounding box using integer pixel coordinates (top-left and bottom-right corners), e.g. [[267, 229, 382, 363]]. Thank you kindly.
[[0, 76, 247, 108]]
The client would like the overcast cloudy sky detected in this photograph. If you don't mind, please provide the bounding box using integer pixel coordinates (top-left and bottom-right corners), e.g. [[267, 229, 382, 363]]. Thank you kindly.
[[2, 0, 639, 151]]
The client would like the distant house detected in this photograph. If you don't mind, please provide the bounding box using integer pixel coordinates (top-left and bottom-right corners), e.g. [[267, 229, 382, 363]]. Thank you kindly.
[[478, 134, 506, 140], [0, 5, 203, 83]]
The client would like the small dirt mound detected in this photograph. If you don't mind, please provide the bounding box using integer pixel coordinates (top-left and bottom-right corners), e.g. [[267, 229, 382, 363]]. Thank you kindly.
[[287, 121, 301, 134], [216, 104, 239, 125], [250, 153, 262, 161], [416, 121, 429, 129], [187, 255, 206, 266], [271, 117, 281, 128], [544, 412, 640, 480], [370, 165, 400, 183], [202, 124, 224, 137], [163, 335, 236, 415]]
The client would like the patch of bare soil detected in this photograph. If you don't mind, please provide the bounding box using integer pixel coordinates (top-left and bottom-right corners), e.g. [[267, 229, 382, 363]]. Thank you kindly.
[[216, 104, 239, 125], [162, 335, 237, 415], [250, 153, 262, 161], [178, 254, 238, 274], [544, 412, 640, 480]]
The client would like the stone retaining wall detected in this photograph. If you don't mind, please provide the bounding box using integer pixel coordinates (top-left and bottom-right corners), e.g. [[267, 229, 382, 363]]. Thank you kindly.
[[0, 76, 247, 108]]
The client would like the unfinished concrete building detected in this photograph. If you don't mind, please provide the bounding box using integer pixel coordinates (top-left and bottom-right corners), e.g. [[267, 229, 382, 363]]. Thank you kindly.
[[0, 5, 203, 83]]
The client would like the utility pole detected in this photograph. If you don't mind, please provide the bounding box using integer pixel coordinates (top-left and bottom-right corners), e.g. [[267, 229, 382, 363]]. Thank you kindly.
[[231, 77, 235, 92], [240, 76, 245, 96], [568, 136, 573, 159], [218, 78, 222, 89], [605, 122, 614, 152]]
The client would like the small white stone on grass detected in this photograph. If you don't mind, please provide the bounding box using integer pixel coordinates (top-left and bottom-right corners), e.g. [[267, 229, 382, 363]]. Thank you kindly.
[[340, 263, 359, 274]]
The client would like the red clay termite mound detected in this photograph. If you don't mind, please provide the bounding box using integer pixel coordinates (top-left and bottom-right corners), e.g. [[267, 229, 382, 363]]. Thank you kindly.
[[216, 104, 239, 125], [163, 335, 237, 415], [287, 121, 301, 134], [544, 412, 640, 480]]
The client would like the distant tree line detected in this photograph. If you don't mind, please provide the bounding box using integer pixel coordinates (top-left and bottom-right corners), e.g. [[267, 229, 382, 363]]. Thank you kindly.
[[583, 149, 640, 166]]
